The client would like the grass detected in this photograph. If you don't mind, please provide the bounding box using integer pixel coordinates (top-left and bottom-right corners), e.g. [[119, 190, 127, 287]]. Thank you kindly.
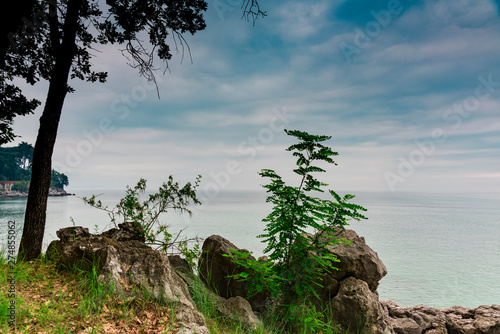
[[0, 253, 356, 334], [0, 253, 181, 333]]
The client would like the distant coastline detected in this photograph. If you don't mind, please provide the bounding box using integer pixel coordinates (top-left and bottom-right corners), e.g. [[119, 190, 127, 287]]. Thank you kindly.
[[0, 188, 74, 199]]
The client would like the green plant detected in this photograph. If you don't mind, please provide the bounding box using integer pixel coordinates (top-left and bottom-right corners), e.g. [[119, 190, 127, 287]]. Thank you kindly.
[[12, 180, 29, 192], [228, 129, 367, 332], [82, 175, 202, 266]]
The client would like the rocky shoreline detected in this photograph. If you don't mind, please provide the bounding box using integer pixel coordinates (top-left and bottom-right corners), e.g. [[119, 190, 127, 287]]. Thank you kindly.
[[381, 300, 500, 334], [45, 223, 500, 334], [0, 189, 74, 198]]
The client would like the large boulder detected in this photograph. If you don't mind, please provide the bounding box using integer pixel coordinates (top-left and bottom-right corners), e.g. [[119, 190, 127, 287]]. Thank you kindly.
[[46, 223, 209, 334], [198, 235, 267, 312], [321, 228, 388, 293], [307, 228, 388, 332], [331, 277, 386, 333]]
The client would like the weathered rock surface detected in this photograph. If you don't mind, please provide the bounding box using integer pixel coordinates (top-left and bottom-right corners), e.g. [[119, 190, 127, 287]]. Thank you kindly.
[[198, 235, 250, 298], [46, 223, 209, 334], [168, 255, 194, 277], [331, 276, 386, 334], [381, 300, 500, 334], [321, 228, 388, 292], [198, 234, 267, 312], [193, 231, 500, 334], [219, 296, 261, 330], [311, 228, 388, 333]]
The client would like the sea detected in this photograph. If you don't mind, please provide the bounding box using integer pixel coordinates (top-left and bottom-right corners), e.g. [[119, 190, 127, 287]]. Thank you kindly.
[[1, 190, 499, 309]]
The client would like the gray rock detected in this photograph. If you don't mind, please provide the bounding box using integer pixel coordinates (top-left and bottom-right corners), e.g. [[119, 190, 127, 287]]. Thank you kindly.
[[473, 305, 500, 334], [169, 254, 194, 277], [198, 235, 267, 312], [216, 296, 261, 331], [321, 228, 388, 292], [101, 221, 146, 243], [391, 317, 421, 334], [380, 301, 500, 334], [330, 276, 385, 334], [46, 225, 209, 334]]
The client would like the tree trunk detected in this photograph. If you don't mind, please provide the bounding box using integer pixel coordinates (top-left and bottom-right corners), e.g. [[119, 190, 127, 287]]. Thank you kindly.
[[19, 0, 83, 261]]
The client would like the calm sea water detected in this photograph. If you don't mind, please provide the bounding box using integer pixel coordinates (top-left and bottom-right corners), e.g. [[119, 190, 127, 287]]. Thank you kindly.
[[1, 190, 499, 309]]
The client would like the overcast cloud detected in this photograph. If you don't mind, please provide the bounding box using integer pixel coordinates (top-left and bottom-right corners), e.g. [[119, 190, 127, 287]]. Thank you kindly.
[[9, 0, 500, 195]]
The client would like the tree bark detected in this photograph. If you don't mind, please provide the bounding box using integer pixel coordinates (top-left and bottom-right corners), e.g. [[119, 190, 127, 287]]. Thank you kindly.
[[19, 0, 83, 261]]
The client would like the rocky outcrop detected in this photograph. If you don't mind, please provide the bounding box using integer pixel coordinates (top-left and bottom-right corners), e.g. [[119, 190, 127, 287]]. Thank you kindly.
[[199, 231, 389, 332], [381, 301, 500, 334], [198, 235, 267, 312], [46, 223, 209, 334], [312, 228, 388, 333]]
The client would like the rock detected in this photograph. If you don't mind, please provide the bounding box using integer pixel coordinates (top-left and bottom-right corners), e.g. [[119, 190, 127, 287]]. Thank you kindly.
[[381, 301, 446, 333], [321, 228, 388, 292], [473, 305, 500, 334], [306, 227, 388, 332], [198, 235, 267, 312], [101, 221, 145, 243], [46, 224, 209, 334], [57, 225, 91, 242], [169, 255, 194, 277], [216, 296, 261, 331], [391, 317, 421, 334], [380, 301, 500, 334], [198, 235, 250, 298], [330, 277, 385, 334]]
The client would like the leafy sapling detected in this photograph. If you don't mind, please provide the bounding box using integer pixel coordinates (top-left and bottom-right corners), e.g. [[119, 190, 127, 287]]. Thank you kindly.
[[82, 175, 202, 266], [227, 129, 367, 331]]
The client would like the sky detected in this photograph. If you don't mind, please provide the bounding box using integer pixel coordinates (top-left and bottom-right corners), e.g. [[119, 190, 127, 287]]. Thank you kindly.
[[9, 0, 500, 196]]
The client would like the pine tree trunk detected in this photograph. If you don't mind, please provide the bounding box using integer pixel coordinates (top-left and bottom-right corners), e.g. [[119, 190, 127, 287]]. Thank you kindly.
[[19, 0, 82, 261]]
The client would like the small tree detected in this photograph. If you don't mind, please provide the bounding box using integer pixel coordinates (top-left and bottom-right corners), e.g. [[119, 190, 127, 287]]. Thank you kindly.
[[82, 175, 202, 266], [228, 129, 367, 331]]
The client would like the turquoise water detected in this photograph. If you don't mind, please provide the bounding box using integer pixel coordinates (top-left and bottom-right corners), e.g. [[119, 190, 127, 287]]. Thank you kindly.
[[1, 191, 499, 309]]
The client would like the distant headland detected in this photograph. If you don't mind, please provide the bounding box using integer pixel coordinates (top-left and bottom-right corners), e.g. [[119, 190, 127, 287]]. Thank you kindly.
[[0, 142, 71, 199], [0, 182, 74, 199]]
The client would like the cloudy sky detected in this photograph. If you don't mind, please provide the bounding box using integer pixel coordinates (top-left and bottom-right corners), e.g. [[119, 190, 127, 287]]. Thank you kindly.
[[10, 0, 500, 195]]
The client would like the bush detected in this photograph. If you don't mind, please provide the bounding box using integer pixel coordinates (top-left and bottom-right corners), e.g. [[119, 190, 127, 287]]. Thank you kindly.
[[82, 175, 203, 267], [12, 181, 29, 192]]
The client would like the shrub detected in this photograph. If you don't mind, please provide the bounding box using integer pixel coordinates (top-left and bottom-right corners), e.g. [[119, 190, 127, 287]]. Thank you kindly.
[[82, 175, 202, 267], [12, 181, 29, 192], [227, 129, 367, 332]]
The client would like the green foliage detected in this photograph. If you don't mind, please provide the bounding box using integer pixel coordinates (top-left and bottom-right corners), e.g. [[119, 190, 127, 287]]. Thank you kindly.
[[12, 180, 29, 192], [1, 0, 211, 143], [228, 129, 367, 332], [83, 175, 202, 266], [0, 141, 33, 181], [50, 169, 69, 190], [0, 142, 68, 189]]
